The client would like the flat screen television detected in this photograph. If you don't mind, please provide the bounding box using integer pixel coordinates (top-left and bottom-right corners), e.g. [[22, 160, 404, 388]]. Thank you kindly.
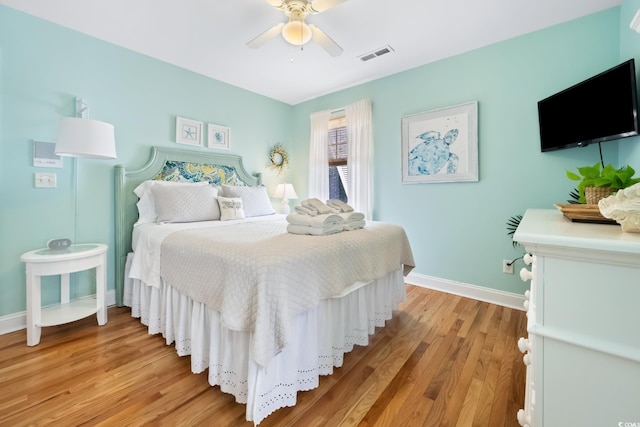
[[538, 59, 639, 152]]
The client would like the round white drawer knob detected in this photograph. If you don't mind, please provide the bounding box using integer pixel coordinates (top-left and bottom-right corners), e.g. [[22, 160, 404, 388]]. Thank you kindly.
[[523, 353, 532, 366], [517, 409, 531, 426], [524, 253, 533, 265], [524, 290, 530, 300], [518, 337, 531, 353], [520, 267, 533, 282], [523, 300, 529, 311]]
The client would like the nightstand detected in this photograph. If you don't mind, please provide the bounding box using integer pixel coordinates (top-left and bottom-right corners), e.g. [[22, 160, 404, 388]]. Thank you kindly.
[[20, 243, 108, 346]]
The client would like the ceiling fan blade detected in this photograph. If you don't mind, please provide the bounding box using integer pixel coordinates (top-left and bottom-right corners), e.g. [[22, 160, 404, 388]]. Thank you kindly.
[[247, 23, 285, 48], [309, 24, 343, 57], [308, 0, 348, 13], [264, 0, 286, 10]]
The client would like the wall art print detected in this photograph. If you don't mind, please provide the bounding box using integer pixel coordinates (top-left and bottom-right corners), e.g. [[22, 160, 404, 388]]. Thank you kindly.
[[401, 101, 478, 183], [175, 117, 203, 147], [207, 124, 230, 150]]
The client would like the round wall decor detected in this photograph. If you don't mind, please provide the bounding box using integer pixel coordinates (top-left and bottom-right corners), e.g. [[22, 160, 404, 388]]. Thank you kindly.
[[268, 143, 289, 175]]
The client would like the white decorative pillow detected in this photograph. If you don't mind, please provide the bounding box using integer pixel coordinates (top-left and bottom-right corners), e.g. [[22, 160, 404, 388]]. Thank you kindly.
[[151, 184, 220, 223], [221, 184, 276, 217], [218, 196, 245, 221], [134, 180, 209, 224]]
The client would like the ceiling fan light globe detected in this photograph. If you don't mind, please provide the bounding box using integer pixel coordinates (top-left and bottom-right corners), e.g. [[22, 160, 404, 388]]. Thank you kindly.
[[282, 20, 312, 45]]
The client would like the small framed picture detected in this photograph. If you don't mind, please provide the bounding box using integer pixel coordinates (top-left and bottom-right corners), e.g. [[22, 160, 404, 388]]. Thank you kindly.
[[207, 124, 230, 150], [175, 117, 203, 146]]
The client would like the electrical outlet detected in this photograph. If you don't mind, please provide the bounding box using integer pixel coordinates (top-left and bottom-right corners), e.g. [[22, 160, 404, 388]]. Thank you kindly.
[[503, 259, 514, 274]]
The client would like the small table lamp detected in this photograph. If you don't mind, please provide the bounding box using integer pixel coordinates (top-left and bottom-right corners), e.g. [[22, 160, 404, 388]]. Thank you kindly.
[[273, 183, 298, 214]]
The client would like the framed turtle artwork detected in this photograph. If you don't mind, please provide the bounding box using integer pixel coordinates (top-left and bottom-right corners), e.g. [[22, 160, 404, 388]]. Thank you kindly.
[[401, 101, 478, 183]]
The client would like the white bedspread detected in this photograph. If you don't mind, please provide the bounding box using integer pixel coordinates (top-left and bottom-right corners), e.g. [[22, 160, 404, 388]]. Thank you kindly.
[[159, 217, 414, 367], [129, 215, 284, 290]]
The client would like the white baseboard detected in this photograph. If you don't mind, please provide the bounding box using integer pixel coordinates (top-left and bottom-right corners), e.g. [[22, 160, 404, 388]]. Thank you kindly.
[[406, 272, 526, 311], [0, 289, 117, 336]]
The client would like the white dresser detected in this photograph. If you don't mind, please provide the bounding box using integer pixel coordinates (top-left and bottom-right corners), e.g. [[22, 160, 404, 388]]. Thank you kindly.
[[513, 209, 640, 427]]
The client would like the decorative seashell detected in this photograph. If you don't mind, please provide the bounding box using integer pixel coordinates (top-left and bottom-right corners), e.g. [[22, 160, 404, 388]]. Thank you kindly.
[[598, 182, 640, 232]]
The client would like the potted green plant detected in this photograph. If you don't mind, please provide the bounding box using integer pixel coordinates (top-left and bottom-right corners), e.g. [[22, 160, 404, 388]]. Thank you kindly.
[[566, 162, 640, 204]]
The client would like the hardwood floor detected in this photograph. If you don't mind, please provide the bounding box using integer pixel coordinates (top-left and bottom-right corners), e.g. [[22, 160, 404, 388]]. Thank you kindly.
[[0, 285, 526, 426]]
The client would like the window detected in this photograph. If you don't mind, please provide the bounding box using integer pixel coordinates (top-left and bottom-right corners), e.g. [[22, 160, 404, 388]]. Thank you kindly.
[[328, 117, 348, 202]]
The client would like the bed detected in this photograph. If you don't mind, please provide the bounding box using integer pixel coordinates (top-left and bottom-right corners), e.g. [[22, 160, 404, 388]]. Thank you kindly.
[[114, 146, 415, 425]]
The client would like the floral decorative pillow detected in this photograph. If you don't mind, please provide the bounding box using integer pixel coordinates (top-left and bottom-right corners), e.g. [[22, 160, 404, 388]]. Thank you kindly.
[[218, 196, 245, 221]]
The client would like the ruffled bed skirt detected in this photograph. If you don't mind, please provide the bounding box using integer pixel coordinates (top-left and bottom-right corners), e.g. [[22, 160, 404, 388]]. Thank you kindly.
[[123, 254, 406, 425]]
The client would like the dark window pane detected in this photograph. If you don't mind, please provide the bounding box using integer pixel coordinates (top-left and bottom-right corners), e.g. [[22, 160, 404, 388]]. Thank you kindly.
[[329, 166, 348, 203]]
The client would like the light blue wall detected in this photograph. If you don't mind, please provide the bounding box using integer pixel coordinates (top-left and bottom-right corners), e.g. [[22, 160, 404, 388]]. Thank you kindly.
[[619, 0, 640, 166], [292, 7, 624, 294], [0, 6, 292, 317], [1, 4, 637, 320]]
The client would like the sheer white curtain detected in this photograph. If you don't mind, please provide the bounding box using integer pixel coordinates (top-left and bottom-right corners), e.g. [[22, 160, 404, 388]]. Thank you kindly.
[[345, 99, 373, 219], [308, 109, 332, 200]]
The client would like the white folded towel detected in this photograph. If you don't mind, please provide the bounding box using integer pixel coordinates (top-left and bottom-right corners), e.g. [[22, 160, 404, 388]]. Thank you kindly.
[[287, 224, 343, 236], [294, 205, 317, 216], [301, 198, 333, 214], [286, 213, 344, 227], [327, 199, 354, 213], [344, 220, 365, 231], [339, 212, 365, 222]]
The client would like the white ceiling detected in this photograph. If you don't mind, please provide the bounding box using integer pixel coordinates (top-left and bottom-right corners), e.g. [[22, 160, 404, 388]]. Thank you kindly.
[[0, 0, 623, 105]]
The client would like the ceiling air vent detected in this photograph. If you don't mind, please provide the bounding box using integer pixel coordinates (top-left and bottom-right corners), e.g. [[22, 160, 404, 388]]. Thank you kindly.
[[358, 45, 394, 62]]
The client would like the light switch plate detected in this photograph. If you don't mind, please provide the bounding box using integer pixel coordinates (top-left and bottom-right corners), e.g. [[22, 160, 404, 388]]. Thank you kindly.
[[35, 173, 56, 188]]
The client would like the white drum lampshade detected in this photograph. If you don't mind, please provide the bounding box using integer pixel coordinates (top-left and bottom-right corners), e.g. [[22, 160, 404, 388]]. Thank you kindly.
[[55, 117, 116, 159]]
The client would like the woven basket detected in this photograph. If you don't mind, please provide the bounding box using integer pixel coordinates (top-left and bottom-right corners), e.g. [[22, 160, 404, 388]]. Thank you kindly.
[[585, 186, 616, 205]]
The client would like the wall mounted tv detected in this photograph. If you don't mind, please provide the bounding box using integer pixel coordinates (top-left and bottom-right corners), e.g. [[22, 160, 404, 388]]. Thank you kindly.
[[538, 59, 639, 152]]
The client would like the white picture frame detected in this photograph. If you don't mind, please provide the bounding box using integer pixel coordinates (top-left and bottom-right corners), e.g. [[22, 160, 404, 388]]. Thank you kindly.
[[175, 117, 203, 146], [207, 124, 230, 150], [401, 101, 478, 183]]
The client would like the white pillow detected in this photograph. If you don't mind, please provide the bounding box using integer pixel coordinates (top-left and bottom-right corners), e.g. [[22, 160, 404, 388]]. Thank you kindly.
[[151, 184, 220, 223], [221, 184, 276, 217], [134, 180, 209, 224], [218, 196, 245, 221]]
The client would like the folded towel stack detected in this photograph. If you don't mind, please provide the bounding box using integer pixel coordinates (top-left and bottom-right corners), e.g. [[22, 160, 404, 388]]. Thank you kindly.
[[301, 198, 334, 215], [286, 223, 343, 236], [327, 199, 354, 212], [286, 213, 343, 227], [328, 200, 365, 231], [294, 205, 317, 216], [286, 198, 366, 235], [285, 202, 344, 235]]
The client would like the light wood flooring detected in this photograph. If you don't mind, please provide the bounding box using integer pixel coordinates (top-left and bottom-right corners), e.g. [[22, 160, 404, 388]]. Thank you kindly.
[[0, 285, 526, 426]]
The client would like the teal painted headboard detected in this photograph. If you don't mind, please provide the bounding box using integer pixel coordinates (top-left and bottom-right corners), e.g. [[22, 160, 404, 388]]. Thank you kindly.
[[114, 146, 261, 306]]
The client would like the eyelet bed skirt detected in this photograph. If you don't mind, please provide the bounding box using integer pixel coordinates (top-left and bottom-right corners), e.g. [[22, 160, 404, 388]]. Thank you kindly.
[[123, 253, 406, 425]]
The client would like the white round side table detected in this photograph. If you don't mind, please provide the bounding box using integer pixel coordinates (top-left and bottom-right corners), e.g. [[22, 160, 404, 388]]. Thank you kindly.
[[20, 243, 108, 346]]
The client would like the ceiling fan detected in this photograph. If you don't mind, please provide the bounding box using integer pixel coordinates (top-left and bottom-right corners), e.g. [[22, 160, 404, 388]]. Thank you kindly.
[[247, 0, 348, 57]]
